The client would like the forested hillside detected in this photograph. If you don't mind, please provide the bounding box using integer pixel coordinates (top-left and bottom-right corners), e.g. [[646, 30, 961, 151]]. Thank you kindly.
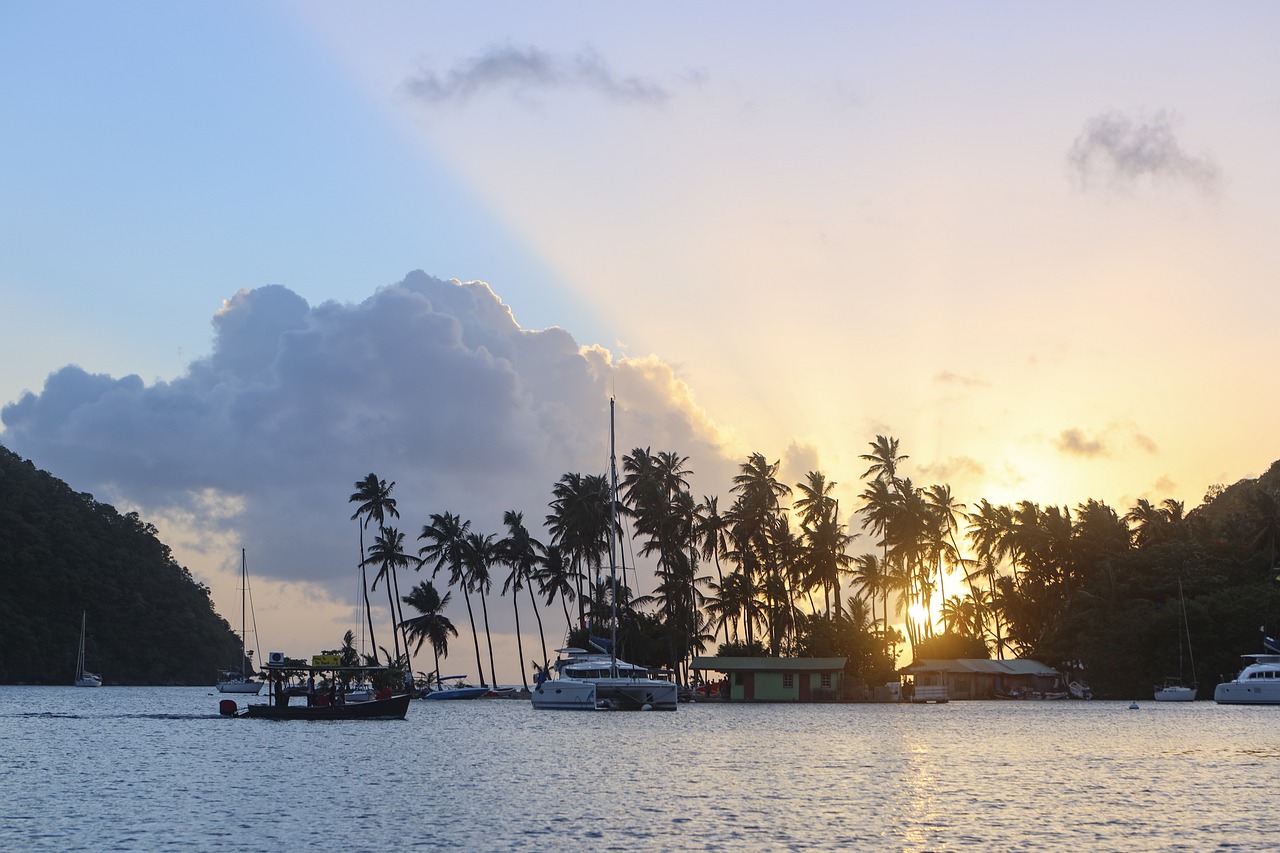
[[0, 445, 242, 684]]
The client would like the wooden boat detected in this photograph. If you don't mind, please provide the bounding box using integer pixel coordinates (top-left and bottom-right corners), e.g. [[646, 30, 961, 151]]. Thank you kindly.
[[219, 662, 411, 720], [234, 692, 411, 720]]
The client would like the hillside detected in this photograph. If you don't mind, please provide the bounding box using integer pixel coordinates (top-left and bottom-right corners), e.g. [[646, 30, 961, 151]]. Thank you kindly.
[[0, 445, 242, 684]]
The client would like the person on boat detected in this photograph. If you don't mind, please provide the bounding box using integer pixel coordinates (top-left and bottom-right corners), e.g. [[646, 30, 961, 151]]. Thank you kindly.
[[274, 673, 288, 707], [306, 675, 316, 707]]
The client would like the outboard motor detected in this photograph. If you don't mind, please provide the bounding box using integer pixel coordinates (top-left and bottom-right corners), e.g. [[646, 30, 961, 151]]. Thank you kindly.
[[219, 699, 239, 716]]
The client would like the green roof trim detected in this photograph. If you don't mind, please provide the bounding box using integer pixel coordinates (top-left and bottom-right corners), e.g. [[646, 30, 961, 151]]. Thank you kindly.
[[690, 656, 847, 672]]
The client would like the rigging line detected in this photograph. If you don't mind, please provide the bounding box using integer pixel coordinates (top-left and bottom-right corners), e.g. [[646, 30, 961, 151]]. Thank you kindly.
[[245, 550, 262, 669]]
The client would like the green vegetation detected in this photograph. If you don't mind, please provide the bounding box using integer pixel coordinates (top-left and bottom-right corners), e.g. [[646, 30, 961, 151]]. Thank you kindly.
[[0, 445, 243, 684], [394, 441, 1280, 699]]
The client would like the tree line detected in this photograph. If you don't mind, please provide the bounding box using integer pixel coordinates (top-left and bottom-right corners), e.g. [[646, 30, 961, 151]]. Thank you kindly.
[[354, 438, 1280, 698]]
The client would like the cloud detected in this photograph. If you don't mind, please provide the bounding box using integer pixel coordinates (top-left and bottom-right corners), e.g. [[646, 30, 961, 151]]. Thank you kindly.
[[1067, 110, 1221, 195], [403, 45, 670, 108], [1056, 428, 1107, 457], [933, 371, 989, 389], [0, 272, 734, 606]]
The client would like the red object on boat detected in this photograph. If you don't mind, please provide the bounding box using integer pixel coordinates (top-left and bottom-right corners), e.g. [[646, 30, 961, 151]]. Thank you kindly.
[[219, 699, 238, 716]]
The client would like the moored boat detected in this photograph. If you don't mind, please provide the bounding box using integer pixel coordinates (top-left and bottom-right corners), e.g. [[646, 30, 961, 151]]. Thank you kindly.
[[530, 399, 678, 713], [217, 549, 263, 695], [544, 645, 679, 711], [220, 661, 411, 720], [1153, 578, 1197, 702], [420, 675, 489, 700], [74, 611, 102, 688], [1213, 654, 1280, 705]]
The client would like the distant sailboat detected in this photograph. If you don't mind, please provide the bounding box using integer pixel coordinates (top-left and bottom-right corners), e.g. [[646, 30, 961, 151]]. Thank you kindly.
[[74, 611, 102, 688], [1153, 578, 1196, 702], [217, 549, 264, 694]]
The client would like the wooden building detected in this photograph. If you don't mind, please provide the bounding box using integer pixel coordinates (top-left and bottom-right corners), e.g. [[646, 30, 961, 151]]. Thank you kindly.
[[690, 656, 847, 702], [899, 658, 1064, 700]]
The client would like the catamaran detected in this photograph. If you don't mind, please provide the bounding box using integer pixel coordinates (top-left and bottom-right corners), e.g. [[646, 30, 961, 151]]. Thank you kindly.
[[530, 398, 677, 712]]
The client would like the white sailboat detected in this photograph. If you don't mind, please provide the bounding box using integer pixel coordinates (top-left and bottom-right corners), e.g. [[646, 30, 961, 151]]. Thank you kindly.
[[217, 549, 264, 694], [74, 611, 102, 687], [1153, 578, 1196, 702], [531, 398, 678, 712]]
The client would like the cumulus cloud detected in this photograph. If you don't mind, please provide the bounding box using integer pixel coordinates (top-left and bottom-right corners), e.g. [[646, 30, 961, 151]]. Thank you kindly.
[[1067, 110, 1221, 195], [403, 44, 670, 107], [1, 272, 735, 607]]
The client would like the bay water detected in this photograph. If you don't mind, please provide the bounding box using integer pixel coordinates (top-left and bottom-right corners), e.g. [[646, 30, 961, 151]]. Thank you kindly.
[[3, 686, 1278, 851]]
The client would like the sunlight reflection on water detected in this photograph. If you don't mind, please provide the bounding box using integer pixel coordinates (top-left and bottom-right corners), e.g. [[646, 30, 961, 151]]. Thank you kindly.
[[2, 687, 1279, 851]]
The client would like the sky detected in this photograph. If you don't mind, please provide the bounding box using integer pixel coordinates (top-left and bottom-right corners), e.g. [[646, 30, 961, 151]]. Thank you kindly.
[[3, 2, 1279, 684]]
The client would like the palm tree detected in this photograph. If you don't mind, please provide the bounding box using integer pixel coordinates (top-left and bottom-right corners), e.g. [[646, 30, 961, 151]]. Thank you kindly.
[[419, 512, 487, 688], [401, 580, 458, 686], [535, 543, 577, 636], [364, 526, 419, 666], [498, 510, 547, 689], [349, 473, 400, 660], [694, 495, 732, 643], [464, 531, 499, 688], [860, 435, 909, 489], [546, 472, 612, 625]]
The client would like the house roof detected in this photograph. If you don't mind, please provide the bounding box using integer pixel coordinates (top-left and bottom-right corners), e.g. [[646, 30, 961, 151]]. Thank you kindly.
[[690, 656, 847, 673], [899, 658, 1060, 676]]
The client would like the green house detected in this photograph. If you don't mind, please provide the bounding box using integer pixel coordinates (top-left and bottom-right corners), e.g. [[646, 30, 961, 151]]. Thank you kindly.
[[690, 656, 847, 702]]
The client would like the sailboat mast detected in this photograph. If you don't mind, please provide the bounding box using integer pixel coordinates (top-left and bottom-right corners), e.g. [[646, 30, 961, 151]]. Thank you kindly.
[[1179, 577, 1196, 683], [241, 549, 248, 678], [608, 398, 619, 679]]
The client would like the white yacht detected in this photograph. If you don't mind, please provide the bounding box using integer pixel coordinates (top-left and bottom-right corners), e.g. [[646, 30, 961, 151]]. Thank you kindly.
[[1214, 654, 1280, 705], [1153, 680, 1196, 702], [542, 645, 678, 711], [530, 398, 679, 713], [530, 667, 598, 710]]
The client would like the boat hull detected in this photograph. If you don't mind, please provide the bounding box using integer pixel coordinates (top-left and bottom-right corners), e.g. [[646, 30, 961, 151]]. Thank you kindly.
[[594, 679, 679, 711], [217, 680, 265, 694], [531, 679, 598, 710], [74, 675, 102, 688], [1214, 683, 1280, 705], [422, 687, 489, 700], [240, 693, 411, 720], [1153, 686, 1196, 702]]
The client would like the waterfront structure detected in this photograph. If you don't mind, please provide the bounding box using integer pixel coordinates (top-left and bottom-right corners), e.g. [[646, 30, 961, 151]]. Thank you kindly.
[[690, 656, 846, 702], [899, 658, 1064, 699]]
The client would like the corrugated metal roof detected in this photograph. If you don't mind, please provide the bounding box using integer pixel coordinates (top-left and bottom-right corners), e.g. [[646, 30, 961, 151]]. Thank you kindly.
[[690, 656, 847, 672], [900, 658, 1059, 676]]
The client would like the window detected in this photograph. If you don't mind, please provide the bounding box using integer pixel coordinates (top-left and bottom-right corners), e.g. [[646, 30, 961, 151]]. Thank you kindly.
[[734, 673, 744, 685], [820, 673, 832, 689], [782, 673, 794, 689]]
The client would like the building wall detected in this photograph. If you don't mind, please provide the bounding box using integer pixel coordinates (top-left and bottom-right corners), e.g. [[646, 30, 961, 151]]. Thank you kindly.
[[728, 670, 842, 702]]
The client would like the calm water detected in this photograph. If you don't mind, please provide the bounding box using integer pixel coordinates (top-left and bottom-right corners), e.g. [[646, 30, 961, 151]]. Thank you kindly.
[[2, 687, 1278, 851]]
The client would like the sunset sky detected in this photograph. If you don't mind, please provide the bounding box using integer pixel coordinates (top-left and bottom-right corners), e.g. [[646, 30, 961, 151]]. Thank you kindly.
[[3, 3, 1278, 683]]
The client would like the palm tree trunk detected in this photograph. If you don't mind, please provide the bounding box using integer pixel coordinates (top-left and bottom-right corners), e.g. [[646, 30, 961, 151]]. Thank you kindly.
[[357, 525, 378, 660], [390, 567, 410, 670], [383, 580, 402, 663], [511, 596, 528, 690], [461, 587, 485, 687], [479, 591, 497, 688], [527, 584, 549, 668]]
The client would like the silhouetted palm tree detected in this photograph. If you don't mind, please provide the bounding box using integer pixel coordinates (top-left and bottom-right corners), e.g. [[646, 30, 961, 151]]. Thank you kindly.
[[419, 512, 487, 688], [464, 531, 499, 688], [498, 510, 547, 688], [349, 473, 399, 662], [401, 580, 458, 686], [364, 526, 418, 667]]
